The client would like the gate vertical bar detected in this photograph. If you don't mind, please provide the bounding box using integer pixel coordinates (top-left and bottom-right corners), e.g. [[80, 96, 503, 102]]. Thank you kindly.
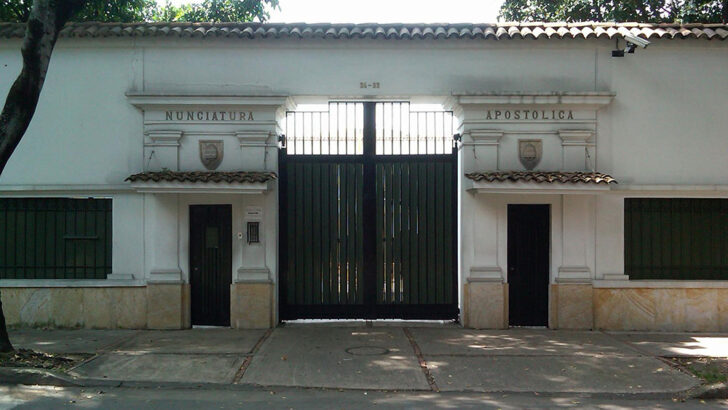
[[362, 102, 377, 315]]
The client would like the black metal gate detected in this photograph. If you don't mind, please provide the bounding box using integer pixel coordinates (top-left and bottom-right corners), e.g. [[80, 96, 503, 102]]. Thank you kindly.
[[279, 102, 458, 320]]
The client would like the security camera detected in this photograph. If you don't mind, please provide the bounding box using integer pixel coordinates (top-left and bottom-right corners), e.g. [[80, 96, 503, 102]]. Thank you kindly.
[[624, 34, 650, 49], [613, 34, 651, 57]]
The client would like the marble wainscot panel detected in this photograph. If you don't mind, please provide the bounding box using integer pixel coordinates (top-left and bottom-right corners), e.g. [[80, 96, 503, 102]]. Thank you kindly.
[[1, 287, 148, 329], [595, 287, 727, 332], [552, 284, 594, 330], [230, 283, 273, 329], [146, 284, 191, 330], [464, 282, 508, 329]]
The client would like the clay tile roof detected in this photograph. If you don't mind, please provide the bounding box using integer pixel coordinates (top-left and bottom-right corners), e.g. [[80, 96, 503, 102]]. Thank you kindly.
[[125, 171, 277, 184], [465, 171, 617, 185], [0, 22, 726, 41]]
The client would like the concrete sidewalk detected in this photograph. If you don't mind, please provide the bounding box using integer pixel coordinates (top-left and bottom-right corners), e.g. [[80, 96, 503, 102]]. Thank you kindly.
[[6, 326, 725, 396]]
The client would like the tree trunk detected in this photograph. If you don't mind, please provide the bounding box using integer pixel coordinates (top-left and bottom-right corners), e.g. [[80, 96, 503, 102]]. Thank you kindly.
[[0, 294, 11, 353], [0, 0, 85, 353]]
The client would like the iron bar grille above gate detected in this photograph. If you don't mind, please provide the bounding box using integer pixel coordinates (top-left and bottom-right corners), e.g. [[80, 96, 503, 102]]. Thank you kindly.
[[279, 102, 458, 320], [283, 102, 455, 155]]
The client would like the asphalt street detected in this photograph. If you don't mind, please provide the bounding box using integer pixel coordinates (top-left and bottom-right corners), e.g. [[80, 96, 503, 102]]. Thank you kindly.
[[1, 385, 727, 409]]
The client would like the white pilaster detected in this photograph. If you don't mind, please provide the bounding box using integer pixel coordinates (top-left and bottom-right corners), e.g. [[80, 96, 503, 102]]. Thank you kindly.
[[145, 194, 182, 283], [558, 195, 595, 283], [595, 194, 626, 279]]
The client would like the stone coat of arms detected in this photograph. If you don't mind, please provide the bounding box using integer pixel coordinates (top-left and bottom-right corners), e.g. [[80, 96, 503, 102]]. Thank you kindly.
[[518, 139, 542, 170], [199, 140, 223, 170]]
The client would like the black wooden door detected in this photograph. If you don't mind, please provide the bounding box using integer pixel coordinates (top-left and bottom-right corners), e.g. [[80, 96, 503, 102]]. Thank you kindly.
[[278, 102, 458, 320], [507, 204, 550, 327], [190, 205, 232, 326]]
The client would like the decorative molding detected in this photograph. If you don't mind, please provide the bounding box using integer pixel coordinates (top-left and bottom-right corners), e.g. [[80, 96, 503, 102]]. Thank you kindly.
[[127, 93, 293, 110], [469, 266, 504, 282], [146, 130, 183, 147], [558, 130, 594, 146], [456, 92, 615, 107], [556, 266, 592, 284], [236, 130, 273, 147], [235, 267, 271, 283], [149, 268, 182, 283], [465, 130, 504, 146]]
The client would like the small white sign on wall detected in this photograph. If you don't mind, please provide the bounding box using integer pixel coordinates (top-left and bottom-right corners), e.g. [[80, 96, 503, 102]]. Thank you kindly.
[[245, 206, 263, 220]]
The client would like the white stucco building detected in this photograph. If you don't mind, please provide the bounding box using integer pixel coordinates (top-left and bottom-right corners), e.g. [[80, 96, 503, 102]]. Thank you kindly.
[[0, 22, 727, 331]]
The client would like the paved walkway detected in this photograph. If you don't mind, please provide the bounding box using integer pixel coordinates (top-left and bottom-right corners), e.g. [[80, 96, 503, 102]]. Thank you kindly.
[[8, 326, 726, 395]]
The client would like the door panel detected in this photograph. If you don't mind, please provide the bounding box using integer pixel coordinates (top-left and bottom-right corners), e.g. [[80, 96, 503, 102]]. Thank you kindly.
[[190, 205, 232, 326], [507, 204, 550, 327]]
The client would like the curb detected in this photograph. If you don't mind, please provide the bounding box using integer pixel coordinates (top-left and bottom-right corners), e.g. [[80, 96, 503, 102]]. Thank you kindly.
[[0, 367, 704, 400], [688, 383, 728, 400], [0, 367, 91, 388]]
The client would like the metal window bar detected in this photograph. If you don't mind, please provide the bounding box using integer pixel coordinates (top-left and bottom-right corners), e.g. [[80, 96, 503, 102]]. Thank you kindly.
[[283, 102, 454, 156]]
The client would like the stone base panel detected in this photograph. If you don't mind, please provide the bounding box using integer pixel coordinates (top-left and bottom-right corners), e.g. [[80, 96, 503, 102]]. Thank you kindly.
[[2, 287, 148, 329], [1, 283, 275, 330], [4, 284, 725, 331], [463, 283, 728, 332], [462, 282, 508, 329], [594, 287, 728, 332], [230, 283, 274, 329]]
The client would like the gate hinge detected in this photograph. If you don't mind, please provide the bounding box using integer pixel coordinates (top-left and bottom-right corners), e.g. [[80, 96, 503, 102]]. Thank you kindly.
[[277, 134, 286, 147]]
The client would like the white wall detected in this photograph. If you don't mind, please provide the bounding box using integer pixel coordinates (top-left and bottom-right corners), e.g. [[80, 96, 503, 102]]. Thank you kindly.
[[1, 34, 726, 290], [1, 37, 726, 187]]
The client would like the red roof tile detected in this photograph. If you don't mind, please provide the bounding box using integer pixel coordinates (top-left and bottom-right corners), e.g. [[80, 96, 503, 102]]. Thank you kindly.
[[465, 171, 616, 185], [0, 22, 726, 41], [126, 171, 276, 184]]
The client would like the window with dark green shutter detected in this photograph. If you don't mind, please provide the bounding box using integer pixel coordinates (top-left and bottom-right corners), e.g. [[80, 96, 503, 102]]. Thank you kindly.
[[625, 198, 728, 280], [0, 198, 112, 280]]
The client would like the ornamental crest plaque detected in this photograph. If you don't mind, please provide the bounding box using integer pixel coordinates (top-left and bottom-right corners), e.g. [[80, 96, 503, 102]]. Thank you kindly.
[[199, 140, 223, 170], [518, 139, 542, 170]]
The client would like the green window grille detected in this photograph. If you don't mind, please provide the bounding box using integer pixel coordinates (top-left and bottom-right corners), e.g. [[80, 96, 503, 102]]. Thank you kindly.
[[0, 198, 112, 280], [625, 198, 728, 280]]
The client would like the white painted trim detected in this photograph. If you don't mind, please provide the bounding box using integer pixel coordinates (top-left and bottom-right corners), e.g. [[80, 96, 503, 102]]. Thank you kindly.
[[593, 280, 728, 289], [129, 181, 272, 194], [0, 279, 146, 288], [612, 185, 728, 193], [466, 180, 610, 194], [0, 185, 131, 193]]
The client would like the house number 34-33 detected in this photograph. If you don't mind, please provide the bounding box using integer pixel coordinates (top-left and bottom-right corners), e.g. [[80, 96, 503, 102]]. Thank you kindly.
[[360, 82, 380, 89]]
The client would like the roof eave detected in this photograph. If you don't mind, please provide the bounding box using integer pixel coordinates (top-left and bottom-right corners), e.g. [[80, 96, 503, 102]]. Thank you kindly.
[[129, 180, 273, 194]]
